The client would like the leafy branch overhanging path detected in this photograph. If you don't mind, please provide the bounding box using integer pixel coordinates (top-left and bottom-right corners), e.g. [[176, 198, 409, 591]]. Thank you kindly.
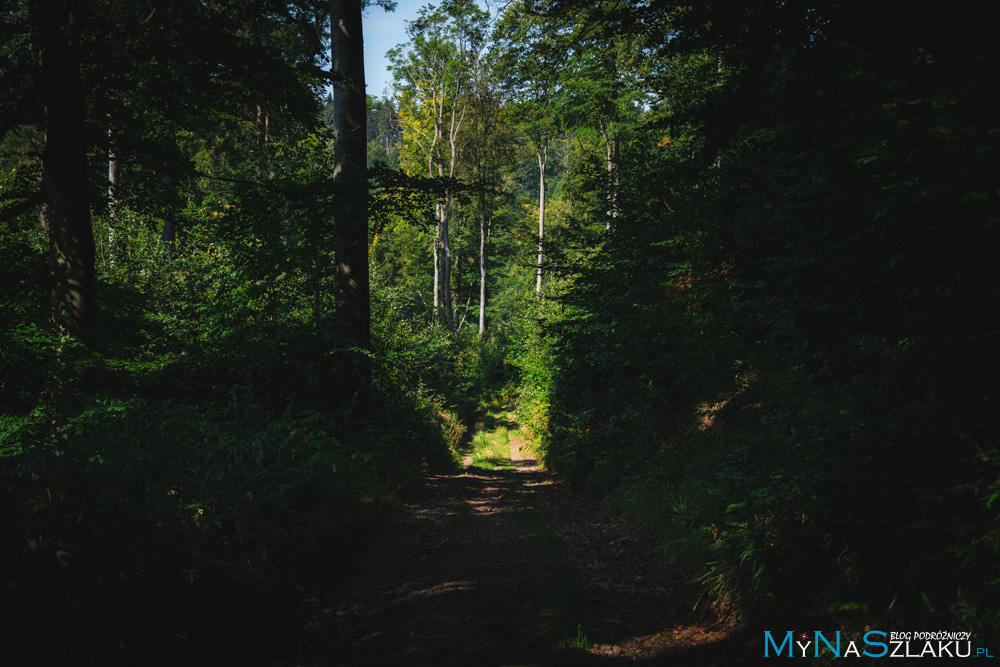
[[271, 413, 760, 666]]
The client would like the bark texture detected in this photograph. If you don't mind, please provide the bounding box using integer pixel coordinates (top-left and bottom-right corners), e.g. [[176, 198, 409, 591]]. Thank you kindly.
[[479, 211, 487, 336], [32, 0, 95, 335], [106, 125, 120, 269], [331, 0, 372, 408], [535, 140, 547, 297]]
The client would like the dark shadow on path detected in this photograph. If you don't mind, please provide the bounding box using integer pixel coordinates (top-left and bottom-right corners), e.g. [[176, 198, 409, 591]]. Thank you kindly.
[[273, 461, 763, 666]]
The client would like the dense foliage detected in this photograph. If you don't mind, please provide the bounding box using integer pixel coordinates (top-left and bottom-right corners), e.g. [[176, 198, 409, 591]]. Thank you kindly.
[[2, 0, 998, 660], [522, 0, 1000, 641]]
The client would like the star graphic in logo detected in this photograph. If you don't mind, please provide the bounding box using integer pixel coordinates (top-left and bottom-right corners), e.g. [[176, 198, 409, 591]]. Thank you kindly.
[[800, 632, 810, 641]]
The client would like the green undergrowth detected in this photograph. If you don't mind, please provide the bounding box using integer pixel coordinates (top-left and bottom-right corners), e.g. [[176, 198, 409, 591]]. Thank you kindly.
[[469, 426, 514, 470], [466, 403, 518, 470], [532, 313, 1000, 646], [0, 373, 458, 664], [0, 235, 464, 664]]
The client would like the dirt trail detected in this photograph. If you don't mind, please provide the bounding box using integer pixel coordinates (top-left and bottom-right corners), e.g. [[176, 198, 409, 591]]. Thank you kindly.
[[270, 429, 761, 666]]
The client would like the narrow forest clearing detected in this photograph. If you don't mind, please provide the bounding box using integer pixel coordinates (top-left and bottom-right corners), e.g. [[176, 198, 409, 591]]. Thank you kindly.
[[273, 410, 758, 666]]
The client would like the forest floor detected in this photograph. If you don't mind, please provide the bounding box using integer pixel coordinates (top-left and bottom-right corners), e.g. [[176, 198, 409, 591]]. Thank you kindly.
[[263, 409, 763, 666]]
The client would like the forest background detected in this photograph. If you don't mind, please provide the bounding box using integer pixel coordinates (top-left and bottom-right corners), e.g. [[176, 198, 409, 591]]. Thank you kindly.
[[2, 0, 998, 662]]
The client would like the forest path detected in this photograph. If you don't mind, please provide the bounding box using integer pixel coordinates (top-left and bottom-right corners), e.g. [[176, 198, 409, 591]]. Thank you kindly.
[[272, 412, 759, 666]]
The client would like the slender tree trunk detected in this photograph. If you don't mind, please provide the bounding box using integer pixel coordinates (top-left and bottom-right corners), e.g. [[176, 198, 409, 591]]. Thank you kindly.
[[432, 215, 440, 322], [599, 122, 617, 231], [479, 210, 487, 336], [255, 103, 270, 147], [331, 0, 371, 410], [536, 139, 547, 297], [454, 243, 461, 326], [442, 98, 467, 330], [612, 134, 619, 223], [441, 193, 452, 327], [107, 127, 119, 213], [606, 134, 614, 230], [107, 124, 120, 269], [429, 110, 442, 322], [32, 0, 95, 336]]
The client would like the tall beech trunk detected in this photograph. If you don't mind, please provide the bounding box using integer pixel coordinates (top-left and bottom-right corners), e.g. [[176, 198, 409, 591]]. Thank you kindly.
[[441, 82, 467, 330], [535, 139, 548, 297], [599, 122, 618, 231], [441, 194, 452, 327], [32, 0, 95, 336], [454, 242, 461, 327], [107, 125, 120, 269], [331, 0, 371, 409], [479, 210, 487, 336], [432, 217, 440, 321]]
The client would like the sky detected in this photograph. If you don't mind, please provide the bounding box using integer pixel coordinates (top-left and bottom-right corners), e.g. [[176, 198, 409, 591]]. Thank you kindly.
[[361, 0, 493, 99], [363, 0, 426, 98]]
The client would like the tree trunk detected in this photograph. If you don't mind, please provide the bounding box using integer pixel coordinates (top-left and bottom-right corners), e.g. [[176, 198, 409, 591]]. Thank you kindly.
[[441, 194, 452, 327], [454, 243, 461, 327], [479, 210, 487, 336], [536, 139, 547, 297], [612, 133, 619, 224], [606, 133, 615, 230], [599, 122, 617, 231], [255, 103, 270, 148], [433, 215, 441, 322], [331, 0, 371, 410], [442, 96, 467, 330], [32, 0, 95, 336], [107, 124, 120, 269]]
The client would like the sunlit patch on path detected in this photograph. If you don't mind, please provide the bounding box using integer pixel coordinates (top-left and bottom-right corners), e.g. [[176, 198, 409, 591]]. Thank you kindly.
[[509, 435, 540, 472]]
